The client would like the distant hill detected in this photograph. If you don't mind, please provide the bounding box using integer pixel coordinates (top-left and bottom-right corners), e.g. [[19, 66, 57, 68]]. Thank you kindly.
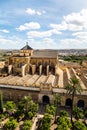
[[57, 49, 87, 56], [0, 49, 87, 56]]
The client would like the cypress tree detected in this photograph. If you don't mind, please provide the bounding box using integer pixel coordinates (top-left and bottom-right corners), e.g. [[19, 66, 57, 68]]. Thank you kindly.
[[0, 92, 3, 113]]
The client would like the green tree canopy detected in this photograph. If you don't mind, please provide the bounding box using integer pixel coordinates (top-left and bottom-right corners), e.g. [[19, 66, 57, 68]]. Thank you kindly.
[[0, 92, 3, 113], [46, 105, 56, 116], [57, 116, 72, 130], [54, 94, 61, 106], [5, 101, 16, 115], [4, 117, 18, 130], [73, 120, 87, 130], [66, 77, 82, 95], [41, 113, 51, 130], [23, 120, 32, 130], [54, 94, 61, 122], [59, 110, 68, 117], [17, 96, 38, 119], [73, 107, 84, 120]]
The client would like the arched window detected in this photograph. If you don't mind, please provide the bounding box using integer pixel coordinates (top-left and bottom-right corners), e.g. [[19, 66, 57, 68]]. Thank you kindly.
[[42, 95, 50, 105], [65, 98, 72, 107], [38, 62, 42, 66], [77, 100, 84, 108], [18, 62, 23, 68]]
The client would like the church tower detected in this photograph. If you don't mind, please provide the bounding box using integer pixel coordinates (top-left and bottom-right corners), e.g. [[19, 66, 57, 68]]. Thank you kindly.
[[20, 42, 33, 56]]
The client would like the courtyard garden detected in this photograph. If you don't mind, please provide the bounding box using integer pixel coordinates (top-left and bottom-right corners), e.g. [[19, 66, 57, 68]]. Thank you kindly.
[[0, 77, 86, 130]]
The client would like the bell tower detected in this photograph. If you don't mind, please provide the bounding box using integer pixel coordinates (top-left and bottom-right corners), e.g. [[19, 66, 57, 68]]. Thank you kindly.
[[20, 42, 33, 56]]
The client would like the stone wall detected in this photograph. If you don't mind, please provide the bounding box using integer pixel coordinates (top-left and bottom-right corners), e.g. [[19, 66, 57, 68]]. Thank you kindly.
[[0, 87, 39, 103], [61, 94, 87, 108], [0, 86, 87, 108]]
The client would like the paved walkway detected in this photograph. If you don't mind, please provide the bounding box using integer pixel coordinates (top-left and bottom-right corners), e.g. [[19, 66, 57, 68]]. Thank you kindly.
[[31, 114, 43, 130], [15, 121, 23, 130], [0, 118, 9, 129]]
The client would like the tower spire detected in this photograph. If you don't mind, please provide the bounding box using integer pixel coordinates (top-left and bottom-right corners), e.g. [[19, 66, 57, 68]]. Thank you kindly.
[[26, 42, 28, 46]]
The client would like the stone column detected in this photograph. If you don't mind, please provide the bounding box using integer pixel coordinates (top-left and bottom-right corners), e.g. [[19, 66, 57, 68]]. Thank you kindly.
[[8, 65, 13, 74], [28, 65, 31, 74], [32, 65, 36, 75], [22, 64, 27, 77], [39, 65, 42, 75], [47, 65, 49, 75], [55, 65, 58, 75]]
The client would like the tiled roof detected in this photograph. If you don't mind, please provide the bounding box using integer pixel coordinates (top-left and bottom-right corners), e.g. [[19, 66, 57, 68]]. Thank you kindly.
[[21, 45, 33, 50], [31, 49, 58, 58]]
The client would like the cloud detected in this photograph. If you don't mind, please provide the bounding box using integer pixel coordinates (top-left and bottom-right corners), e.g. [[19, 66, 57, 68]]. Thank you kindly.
[[72, 31, 87, 39], [42, 38, 54, 44], [0, 35, 25, 49], [63, 9, 87, 31], [50, 21, 67, 31], [60, 38, 87, 49], [27, 29, 61, 38], [26, 8, 46, 15], [0, 38, 15, 45], [0, 29, 9, 33], [50, 9, 87, 31], [16, 22, 40, 31], [49, 9, 87, 49], [64, 9, 87, 24], [27, 37, 57, 49]]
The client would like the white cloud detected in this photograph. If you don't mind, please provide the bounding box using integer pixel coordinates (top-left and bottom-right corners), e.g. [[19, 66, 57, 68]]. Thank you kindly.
[[0, 29, 9, 33], [42, 38, 54, 44], [50, 21, 67, 31], [60, 37, 87, 49], [72, 31, 87, 39], [16, 22, 40, 31], [0, 35, 25, 49], [26, 8, 45, 15], [72, 31, 87, 46], [50, 9, 87, 31], [63, 9, 87, 31], [27, 29, 61, 38], [0, 38, 15, 45], [27, 37, 57, 49], [27, 31, 51, 38]]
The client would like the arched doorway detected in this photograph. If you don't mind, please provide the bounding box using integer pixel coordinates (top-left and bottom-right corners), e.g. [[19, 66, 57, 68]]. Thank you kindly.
[[42, 95, 50, 105], [65, 98, 72, 107], [77, 100, 84, 108]]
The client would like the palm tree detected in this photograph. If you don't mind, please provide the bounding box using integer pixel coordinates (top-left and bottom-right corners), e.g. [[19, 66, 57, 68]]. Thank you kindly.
[[54, 94, 61, 122], [65, 77, 82, 123]]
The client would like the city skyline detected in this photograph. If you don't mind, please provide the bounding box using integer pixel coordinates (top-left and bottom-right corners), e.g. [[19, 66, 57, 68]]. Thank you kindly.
[[0, 0, 87, 49]]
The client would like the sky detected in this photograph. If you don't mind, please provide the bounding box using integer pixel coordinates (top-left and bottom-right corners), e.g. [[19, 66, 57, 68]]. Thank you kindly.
[[0, 0, 87, 49]]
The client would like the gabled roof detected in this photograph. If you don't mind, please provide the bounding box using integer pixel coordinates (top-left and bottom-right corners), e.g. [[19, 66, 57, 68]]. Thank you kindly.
[[21, 44, 33, 50], [31, 49, 58, 58]]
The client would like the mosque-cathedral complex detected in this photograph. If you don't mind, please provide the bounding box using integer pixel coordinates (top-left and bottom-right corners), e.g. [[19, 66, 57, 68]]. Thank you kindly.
[[0, 43, 87, 108], [8, 42, 58, 77]]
